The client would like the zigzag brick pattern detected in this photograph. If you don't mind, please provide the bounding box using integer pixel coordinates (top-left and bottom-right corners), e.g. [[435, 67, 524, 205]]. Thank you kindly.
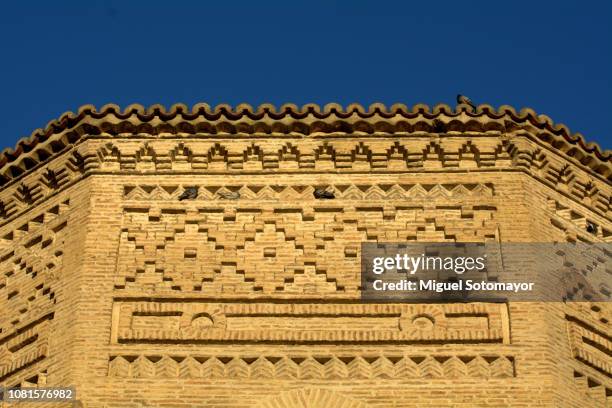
[[0, 103, 610, 407]]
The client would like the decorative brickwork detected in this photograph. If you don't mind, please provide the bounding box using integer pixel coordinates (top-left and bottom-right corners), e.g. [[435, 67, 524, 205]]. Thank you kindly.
[[0, 103, 610, 407]]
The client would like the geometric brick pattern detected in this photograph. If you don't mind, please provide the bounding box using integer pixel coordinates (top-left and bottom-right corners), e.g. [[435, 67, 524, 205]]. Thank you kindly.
[[108, 354, 516, 379], [0, 103, 610, 407], [0, 199, 69, 387], [113, 201, 498, 295]]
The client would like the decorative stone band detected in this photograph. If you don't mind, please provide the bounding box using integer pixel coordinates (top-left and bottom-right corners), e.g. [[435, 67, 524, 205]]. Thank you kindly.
[[107, 354, 516, 379], [0, 136, 609, 229], [110, 301, 510, 345]]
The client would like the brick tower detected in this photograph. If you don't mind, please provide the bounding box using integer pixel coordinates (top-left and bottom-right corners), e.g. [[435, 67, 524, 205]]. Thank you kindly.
[[0, 103, 610, 407]]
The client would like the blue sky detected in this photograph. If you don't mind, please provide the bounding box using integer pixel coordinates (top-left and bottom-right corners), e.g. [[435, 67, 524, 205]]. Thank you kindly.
[[0, 1, 610, 149]]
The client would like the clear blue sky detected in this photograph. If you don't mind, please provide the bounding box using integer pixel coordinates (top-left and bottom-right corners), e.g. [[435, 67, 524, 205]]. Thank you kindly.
[[1, 1, 610, 149]]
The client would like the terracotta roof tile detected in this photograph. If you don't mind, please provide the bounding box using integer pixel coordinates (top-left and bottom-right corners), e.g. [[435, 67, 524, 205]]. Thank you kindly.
[[0, 103, 609, 179]]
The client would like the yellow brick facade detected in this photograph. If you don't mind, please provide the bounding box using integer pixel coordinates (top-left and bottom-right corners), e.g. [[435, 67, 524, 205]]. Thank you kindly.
[[0, 104, 610, 407]]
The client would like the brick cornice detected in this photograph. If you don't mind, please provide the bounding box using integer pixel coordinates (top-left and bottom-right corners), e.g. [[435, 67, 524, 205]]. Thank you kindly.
[[1, 103, 609, 187], [0, 133, 609, 230]]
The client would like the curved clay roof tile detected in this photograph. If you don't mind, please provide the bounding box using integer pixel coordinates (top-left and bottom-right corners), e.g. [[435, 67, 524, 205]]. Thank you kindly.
[[0, 103, 609, 173]]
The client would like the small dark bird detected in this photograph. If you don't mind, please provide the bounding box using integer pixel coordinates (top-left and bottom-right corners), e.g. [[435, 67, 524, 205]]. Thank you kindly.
[[178, 186, 198, 201], [586, 222, 598, 235], [218, 191, 240, 200], [314, 187, 335, 199], [456, 94, 477, 112]]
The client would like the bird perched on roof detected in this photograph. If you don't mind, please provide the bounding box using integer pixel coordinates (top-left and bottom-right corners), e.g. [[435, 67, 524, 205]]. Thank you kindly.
[[314, 187, 335, 199], [218, 190, 241, 200], [178, 186, 198, 201], [586, 222, 598, 235], [456, 94, 477, 112]]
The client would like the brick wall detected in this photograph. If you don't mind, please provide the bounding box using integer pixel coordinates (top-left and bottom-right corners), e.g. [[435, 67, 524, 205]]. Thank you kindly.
[[0, 111, 610, 407]]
